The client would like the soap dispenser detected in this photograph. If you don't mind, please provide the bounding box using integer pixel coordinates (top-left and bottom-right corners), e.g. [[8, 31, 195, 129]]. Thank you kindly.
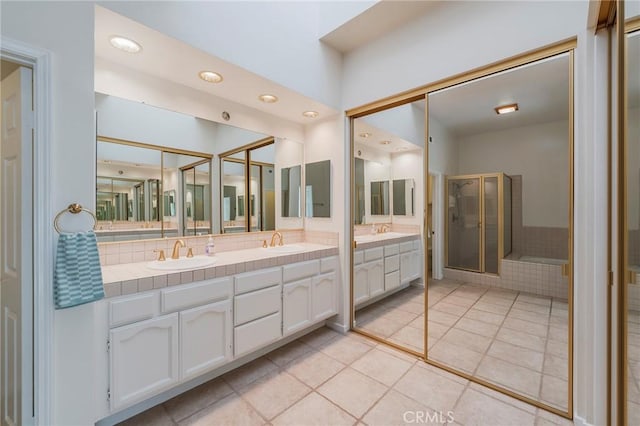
[[205, 235, 215, 256]]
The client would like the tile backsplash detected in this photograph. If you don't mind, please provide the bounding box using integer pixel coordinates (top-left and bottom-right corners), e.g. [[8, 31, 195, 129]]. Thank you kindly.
[[98, 229, 338, 266]]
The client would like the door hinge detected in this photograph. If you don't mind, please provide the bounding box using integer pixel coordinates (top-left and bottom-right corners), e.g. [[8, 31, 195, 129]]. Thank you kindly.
[[608, 270, 614, 287], [107, 389, 111, 402], [107, 339, 110, 353]]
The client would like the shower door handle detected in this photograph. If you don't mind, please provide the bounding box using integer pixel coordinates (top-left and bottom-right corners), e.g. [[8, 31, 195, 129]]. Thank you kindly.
[[477, 222, 482, 228]]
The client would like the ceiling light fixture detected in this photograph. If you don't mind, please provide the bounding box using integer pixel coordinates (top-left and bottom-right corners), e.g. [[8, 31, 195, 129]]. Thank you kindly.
[[495, 103, 519, 115], [359, 132, 372, 138], [109, 36, 142, 53], [199, 71, 223, 83], [379, 140, 391, 145], [258, 94, 278, 103], [302, 111, 319, 118]]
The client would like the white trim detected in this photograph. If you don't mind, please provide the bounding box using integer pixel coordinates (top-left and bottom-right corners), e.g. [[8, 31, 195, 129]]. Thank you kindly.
[[1, 37, 53, 426], [572, 415, 592, 426]]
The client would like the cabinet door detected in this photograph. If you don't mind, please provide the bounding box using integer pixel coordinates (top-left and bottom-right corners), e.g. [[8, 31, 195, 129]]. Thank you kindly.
[[283, 278, 312, 336], [312, 271, 337, 321], [411, 250, 422, 281], [110, 314, 179, 410], [354, 263, 369, 306], [180, 300, 232, 381], [368, 260, 385, 298], [400, 252, 412, 284]]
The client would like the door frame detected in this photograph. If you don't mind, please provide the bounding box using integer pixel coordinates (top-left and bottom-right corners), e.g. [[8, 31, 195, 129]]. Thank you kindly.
[[429, 170, 444, 280], [1, 37, 53, 426]]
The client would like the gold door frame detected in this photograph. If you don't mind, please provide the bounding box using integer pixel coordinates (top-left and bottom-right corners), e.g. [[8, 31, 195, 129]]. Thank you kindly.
[[348, 37, 576, 419]]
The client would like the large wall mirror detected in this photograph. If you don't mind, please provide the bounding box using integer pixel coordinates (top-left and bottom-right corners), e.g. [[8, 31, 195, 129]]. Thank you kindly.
[[95, 93, 305, 241], [305, 160, 331, 218], [349, 42, 575, 420], [426, 51, 573, 416], [350, 99, 426, 355], [622, 6, 640, 425]]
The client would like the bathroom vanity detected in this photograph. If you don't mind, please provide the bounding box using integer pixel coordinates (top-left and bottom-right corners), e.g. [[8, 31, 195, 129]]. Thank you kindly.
[[100, 242, 339, 415]]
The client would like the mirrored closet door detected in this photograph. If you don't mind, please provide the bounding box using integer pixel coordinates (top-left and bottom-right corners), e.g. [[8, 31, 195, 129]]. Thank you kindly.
[[622, 4, 640, 424], [350, 99, 427, 356]]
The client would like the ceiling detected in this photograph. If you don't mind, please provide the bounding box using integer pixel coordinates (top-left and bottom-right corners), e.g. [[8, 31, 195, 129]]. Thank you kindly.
[[1, 60, 21, 80], [353, 116, 423, 154], [321, 0, 442, 53], [95, 6, 337, 125], [428, 53, 571, 137]]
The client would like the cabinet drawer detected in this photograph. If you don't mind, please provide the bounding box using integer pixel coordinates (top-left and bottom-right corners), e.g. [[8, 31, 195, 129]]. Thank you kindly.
[[385, 254, 399, 273], [385, 270, 400, 291], [364, 247, 384, 262], [234, 285, 281, 326], [161, 277, 232, 314], [400, 241, 413, 253], [109, 292, 159, 328], [283, 260, 320, 283], [321, 256, 339, 273], [354, 250, 364, 265], [384, 244, 399, 256], [234, 312, 282, 357], [235, 267, 281, 295]]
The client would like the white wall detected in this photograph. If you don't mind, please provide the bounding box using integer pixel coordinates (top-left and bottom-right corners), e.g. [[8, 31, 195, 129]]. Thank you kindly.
[[1, 2, 98, 425], [303, 116, 347, 330], [342, 1, 588, 108], [100, 1, 343, 108], [428, 116, 458, 174], [457, 120, 570, 228]]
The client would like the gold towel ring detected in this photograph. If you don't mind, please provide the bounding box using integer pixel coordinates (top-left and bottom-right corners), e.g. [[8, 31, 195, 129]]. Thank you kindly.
[[54, 203, 97, 234]]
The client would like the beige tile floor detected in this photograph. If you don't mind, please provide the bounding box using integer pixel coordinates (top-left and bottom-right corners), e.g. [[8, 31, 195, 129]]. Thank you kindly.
[[355, 279, 569, 411], [119, 327, 573, 426]]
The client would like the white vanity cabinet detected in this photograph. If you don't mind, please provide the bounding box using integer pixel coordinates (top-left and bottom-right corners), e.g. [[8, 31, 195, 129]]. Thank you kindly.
[[180, 300, 232, 381], [233, 267, 282, 357], [109, 314, 179, 411], [282, 258, 338, 336]]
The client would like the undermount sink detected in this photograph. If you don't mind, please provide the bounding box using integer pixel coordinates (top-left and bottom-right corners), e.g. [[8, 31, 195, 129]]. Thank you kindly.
[[147, 256, 217, 271], [263, 244, 305, 254]]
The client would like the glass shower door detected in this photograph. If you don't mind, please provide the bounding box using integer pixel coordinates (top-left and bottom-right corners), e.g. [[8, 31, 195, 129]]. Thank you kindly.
[[447, 177, 481, 271]]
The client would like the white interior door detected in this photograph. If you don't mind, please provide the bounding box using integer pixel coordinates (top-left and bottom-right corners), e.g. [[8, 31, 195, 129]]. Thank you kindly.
[[1, 65, 33, 426]]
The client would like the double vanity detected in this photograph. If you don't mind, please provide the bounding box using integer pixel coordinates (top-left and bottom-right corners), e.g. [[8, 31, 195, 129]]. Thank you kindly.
[[100, 236, 339, 414]]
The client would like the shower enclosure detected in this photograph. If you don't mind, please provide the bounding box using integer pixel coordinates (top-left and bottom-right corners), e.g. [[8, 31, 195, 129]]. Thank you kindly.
[[446, 173, 512, 274]]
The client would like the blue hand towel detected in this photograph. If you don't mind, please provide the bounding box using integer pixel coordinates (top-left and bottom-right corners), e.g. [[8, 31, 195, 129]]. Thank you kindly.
[[54, 230, 104, 309]]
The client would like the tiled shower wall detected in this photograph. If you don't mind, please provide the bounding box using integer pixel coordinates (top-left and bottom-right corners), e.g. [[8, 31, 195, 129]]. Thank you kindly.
[[443, 258, 568, 300], [510, 175, 568, 260]]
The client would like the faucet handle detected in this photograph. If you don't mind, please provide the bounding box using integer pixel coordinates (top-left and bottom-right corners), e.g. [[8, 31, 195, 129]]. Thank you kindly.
[[154, 249, 166, 261], [262, 240, 268, 248], [186, 248, 194, 258]]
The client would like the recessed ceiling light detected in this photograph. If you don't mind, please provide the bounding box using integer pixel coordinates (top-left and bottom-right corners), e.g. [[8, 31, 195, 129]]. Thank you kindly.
[[359, 132, 372, 138], [379, 140, 391, 145], [258, 94, 278, 103], [199, 71, 223, 83], [495, 103, 519, 115], [109, 36, 142, 53], [302, 111, 319, 118]]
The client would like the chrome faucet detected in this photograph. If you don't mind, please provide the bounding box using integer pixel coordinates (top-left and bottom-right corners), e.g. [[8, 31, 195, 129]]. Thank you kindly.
[[378, 224, 390, 233], [171, 239, 186, 259], [270, 231, 284, 247]]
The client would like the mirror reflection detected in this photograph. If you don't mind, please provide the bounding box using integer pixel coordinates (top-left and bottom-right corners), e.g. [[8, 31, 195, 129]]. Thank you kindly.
[[96, 93, 305, 241], [625, 20, 640, 426], [427, 53, 571, 411], [370, 181, 390, 216], [352, 99, 426, 355], [305, 160, 331, 218]]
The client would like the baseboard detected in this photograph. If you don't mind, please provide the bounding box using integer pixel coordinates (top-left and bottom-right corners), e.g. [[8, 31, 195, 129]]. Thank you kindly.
[[573, 415, 592, 426], [325, 319, 349, 334]]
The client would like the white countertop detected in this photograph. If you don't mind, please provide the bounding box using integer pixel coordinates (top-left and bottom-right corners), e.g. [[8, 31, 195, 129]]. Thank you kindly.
[[102, 242, 336, 284]]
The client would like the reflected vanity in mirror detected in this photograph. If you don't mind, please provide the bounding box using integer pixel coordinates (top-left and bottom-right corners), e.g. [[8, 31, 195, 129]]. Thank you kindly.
[[351, 99, 426, 355], [305, 160, 331, 218]]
